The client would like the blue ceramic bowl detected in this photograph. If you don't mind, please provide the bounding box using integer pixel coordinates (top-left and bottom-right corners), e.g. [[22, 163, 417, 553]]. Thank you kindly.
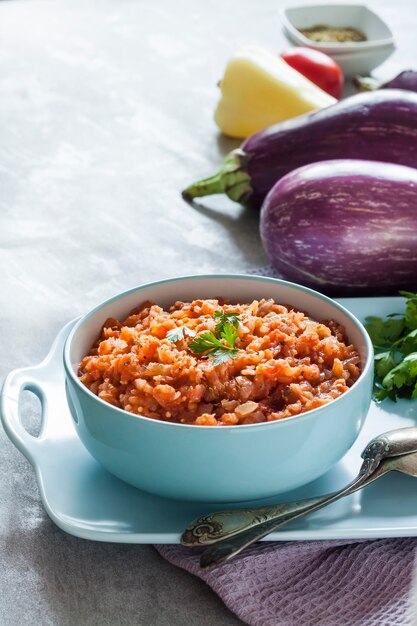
[[63, 275, 373, 502]]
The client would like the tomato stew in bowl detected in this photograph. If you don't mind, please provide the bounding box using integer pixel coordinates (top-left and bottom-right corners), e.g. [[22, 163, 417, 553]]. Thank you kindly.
[[78, 298, 360, 426]]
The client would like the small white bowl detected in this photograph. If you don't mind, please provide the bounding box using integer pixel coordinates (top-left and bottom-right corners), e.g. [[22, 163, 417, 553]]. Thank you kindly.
[[280, 4, 395, 76], [329, 45, 394, 77]]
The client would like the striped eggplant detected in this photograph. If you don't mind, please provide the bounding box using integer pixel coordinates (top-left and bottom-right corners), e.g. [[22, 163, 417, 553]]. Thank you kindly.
[[260, 159, 417, 296], [182, 90, 417, 209]]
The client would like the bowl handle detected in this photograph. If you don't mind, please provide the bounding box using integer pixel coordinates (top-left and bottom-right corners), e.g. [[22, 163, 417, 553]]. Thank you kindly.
[[0, 319, 77, 465]]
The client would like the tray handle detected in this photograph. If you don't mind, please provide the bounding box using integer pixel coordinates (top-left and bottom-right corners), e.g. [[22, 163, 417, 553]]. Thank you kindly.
[[1, 320, 76, 464], [0, 367, 49, 465]]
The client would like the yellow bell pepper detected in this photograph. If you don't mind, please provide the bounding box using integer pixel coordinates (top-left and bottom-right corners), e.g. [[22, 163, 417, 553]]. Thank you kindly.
[[214, 46, 337, 139]]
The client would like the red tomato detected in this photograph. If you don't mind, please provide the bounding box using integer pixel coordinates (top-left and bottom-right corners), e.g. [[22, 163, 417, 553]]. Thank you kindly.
[[281, 47, 344, 99]]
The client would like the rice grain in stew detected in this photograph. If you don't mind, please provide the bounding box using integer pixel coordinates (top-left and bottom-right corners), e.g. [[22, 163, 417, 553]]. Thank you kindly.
[[78, 298, 361, 426]]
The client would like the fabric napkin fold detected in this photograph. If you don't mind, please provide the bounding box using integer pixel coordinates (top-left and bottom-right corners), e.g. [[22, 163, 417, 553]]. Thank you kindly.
[[157, 266, 417, 625], [156, 538, 417, 626]]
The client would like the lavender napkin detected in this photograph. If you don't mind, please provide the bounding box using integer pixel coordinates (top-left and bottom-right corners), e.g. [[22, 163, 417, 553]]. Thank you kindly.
[[157, 266, 417, 625], [156, 539, 417, 625]]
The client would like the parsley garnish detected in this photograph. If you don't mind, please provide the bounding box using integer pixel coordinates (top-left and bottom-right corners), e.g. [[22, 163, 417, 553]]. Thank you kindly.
[[166, 324, 196, 343], [214, 310, 240, 334], [365, 291, 417, 401], [189, 309, 240, 365]]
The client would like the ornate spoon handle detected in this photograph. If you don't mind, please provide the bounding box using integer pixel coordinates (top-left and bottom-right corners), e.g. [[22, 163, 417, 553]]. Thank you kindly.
[[199, 454, 394, 568], [182, 426, 417, 548]]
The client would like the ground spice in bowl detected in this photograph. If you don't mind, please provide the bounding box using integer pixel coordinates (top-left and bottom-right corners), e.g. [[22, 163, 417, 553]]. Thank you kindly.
[[299, 25, 367, 43]]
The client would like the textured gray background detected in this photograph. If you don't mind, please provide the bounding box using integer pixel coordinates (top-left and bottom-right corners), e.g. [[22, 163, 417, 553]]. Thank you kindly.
[[0, 0, 415, 624]]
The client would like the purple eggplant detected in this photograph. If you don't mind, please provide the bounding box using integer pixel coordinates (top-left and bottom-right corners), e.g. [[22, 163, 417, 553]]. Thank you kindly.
[[182, 90, 417, 209], [259, 159, 417, 296], [355, 70, 417, 93]]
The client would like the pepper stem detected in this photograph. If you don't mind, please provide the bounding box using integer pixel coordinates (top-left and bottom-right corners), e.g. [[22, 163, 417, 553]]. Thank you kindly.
[[182, 149, 253, 205]]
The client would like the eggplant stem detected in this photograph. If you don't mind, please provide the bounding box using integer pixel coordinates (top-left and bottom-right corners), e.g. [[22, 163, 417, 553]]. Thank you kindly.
[[182, 149, 253, 205], [353, 75, 381, 92], [182, 171, 225, 200]]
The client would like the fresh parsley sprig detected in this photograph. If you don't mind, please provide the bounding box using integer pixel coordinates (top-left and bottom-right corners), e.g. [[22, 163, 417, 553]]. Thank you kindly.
[[365, 291, 417, 401], [189, 309, 240, 365]]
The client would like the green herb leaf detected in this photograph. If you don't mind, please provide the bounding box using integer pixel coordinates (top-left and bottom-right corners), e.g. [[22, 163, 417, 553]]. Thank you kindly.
[[220, 322, 238, 350], [212, 348, 238, 366], [166, 324, 196, 343], [399, 290, 417, 299], [374, 386, 396, 402], [365, 315, 405, 348], [188, 331, 223, 354], [214, 310, 240, 335], [398, 328, 417, 355], [382, 352, 417, 396], [401, 291, 417, 329], [366, 291, 417, 402], [166, 326, 185, 342], [374, 351, 396, 378]]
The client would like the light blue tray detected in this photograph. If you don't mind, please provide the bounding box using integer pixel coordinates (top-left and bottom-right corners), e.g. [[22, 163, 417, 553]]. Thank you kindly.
[[2, 297, 417, 543]]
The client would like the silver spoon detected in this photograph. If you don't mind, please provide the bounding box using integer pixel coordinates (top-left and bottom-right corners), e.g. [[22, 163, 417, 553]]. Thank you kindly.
[[198, 449, 417, 568], [182, 427, 417, 548], [180, 427, 417, 565]]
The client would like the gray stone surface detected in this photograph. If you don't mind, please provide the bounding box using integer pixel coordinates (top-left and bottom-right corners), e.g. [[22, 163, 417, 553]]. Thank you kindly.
[[0, 0, 415, 624]]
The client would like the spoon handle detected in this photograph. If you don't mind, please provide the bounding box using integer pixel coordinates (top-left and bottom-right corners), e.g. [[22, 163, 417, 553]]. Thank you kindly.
[[181, 429, 396, 548], [181, 495, 327, 547], [199, 459, 391, 568]]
